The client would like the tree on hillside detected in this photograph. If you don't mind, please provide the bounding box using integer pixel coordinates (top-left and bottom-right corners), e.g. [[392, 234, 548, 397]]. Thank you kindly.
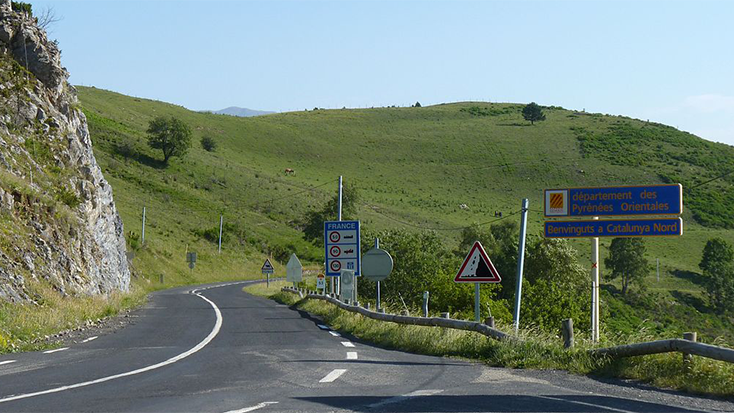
[[699, 237, 733, 274], [200, 136, 217, 152], [302, 183, 360, 244], [413, 101, 422, 108], [605, 237, 649, 295], [522, 102, 546, 125], [700, 238, 734, 314], [147, 116, 192, 165]]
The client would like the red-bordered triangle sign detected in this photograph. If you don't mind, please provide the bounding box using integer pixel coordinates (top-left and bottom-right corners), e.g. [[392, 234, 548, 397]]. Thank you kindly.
[[454, 241, 502, 283]]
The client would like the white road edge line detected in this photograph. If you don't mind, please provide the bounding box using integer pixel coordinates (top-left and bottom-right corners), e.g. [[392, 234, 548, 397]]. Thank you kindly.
[[319, 369, 347, 383], [328, 331, 341, 337], [346, 352, 358, 360], [82, 336, 98, 343], [0, 282, 243, 404], [43, 347, 69, 354], [341, 341, 355, 348], [317, 324, 330, 330], [367, 389, 443, 409], [536, 395, 635, 413], [0, 360, 16, 366], [222, 401, 278, 413]]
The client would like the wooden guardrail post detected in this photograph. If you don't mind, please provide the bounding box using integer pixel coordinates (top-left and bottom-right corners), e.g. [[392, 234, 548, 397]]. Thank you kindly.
[[484, 317, 495, 328], [683, 332, 697, 368], [562, 318, 574, 349], [440, 312, 450, 319]]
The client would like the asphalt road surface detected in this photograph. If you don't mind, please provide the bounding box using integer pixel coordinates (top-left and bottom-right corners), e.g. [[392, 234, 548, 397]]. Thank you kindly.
[[0, 281, 732, 413]]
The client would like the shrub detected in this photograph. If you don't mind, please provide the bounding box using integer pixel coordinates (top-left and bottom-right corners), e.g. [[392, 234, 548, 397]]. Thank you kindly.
[[200, 136, 217, 152]]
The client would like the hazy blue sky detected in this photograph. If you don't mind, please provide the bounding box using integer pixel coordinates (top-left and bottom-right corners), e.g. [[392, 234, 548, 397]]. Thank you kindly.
[[31, 0, 734, 145]]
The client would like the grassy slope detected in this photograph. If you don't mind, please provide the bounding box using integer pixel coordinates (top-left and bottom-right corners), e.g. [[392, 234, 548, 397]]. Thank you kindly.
[[77, 87, 734, 340]]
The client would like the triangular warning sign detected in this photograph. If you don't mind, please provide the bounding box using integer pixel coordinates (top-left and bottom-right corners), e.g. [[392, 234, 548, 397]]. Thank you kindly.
[[455, 241, 502, 283], [262, 259, 274, 271]]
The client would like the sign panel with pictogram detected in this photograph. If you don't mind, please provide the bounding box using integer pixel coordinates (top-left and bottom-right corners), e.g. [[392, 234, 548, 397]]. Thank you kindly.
[[324, 220, 360, 277], [261, 259, 274, 275], [455, 241, 501, 283]]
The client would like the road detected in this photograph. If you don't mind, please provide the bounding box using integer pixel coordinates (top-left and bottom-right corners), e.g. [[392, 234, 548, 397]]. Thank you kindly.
[[0, 281, 731, 412]]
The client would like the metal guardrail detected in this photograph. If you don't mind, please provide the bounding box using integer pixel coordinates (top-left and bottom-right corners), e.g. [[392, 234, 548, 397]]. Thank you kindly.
[[281, 287, 510, 341], [280, 287, 734, 364]]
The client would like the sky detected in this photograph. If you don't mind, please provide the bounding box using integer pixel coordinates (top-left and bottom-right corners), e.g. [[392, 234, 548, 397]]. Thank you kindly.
[[30, 0, 734, 145]]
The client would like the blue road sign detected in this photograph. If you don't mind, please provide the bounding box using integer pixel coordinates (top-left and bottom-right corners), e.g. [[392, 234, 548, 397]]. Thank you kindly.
[[544, 184, 682, 217], [324, 220, 360, 276], [545, 218, 683, 238]]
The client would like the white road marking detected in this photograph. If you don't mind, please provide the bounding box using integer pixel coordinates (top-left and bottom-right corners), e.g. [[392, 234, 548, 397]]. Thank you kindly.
[[328, 331, 341, 337], [222, 401, 278, 413], [317, 324, 330, 330], [82, 336, 98, 343], [536, 395, 636, 413], [367, 389, 443, 409], [0, 282, 240, 404], [346, 352, 358, 360], [341, 341, 355, 347], [319, 369, 347, 383], [0, 360, 16, 366], [43, 347, 69, 354]]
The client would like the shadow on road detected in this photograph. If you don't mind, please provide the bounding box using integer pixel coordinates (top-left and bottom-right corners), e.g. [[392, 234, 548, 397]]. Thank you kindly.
[[296, 394, 699, 412]]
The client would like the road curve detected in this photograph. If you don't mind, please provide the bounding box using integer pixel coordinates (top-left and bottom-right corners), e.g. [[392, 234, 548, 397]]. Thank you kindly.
[[0, 280, 730, 413]]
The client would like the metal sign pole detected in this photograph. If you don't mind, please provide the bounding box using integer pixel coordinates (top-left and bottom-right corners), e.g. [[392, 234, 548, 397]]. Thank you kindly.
[[338, 176, 343, 221], [474, 283, 480, 322], [375, 238, 380, 309], [592, 216, 600, 342], [513, 199, 529, 332]]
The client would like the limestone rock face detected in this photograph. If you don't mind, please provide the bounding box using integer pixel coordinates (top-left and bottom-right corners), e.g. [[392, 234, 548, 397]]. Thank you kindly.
[[0, 1, 130, 301]]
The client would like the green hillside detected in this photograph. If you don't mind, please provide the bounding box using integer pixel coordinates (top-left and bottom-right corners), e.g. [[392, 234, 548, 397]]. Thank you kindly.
[[77, 86, 734, 340]]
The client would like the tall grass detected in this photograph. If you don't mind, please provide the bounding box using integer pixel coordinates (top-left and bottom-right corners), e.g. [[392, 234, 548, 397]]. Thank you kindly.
[[0, 282, 147, 353]]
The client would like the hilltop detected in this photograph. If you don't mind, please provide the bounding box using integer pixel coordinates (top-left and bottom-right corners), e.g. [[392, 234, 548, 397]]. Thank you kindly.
[[205, 106, 276, 117]]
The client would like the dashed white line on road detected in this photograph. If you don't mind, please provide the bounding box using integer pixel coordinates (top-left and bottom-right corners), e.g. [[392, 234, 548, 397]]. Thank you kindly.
[[346, 352, 358, 360], [43, 347, 69, 354], [0, 360, 16, 366], [328, 331, 341, 337], [223, 401, 278, 413], [319, 369, 347, 383], [341, 341, 355, 348], [317, 324, 330, 330], [367, 389, 443, 409], [82, 336, 98, 343]]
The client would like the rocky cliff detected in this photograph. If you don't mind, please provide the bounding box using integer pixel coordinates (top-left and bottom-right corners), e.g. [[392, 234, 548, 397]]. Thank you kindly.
[[0, 0, 129, 302]]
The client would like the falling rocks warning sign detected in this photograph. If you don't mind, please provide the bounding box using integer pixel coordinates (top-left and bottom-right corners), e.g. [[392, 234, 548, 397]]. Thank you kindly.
[[454, 241, 501, 283]]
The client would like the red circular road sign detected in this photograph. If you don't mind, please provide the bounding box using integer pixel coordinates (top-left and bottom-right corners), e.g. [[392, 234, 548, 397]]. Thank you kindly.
[[330, 260, 342, 272], [329, 246, 341, 257], [329, 231, 340, 243]]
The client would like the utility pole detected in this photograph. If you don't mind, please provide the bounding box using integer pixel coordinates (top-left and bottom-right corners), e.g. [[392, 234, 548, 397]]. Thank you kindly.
[[218, 215, 223, 254], [141, 206, 146, 246], [513, 199, 529, 332]]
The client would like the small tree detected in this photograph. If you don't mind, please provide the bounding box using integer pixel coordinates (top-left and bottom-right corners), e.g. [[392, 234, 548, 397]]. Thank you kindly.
[[302, 183, 360, 244], [522, 102, 546, 125], [414, 101, 422, 108], [200, 136, 217, 152], [605, 237, 649, 294], [700, 238, 734, 314], [700, 238, 733, 274], [146, 116, 192, 165]]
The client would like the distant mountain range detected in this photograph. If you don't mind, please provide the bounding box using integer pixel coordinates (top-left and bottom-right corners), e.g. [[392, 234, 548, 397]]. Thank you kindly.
[[205, 107, 276, 117]]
